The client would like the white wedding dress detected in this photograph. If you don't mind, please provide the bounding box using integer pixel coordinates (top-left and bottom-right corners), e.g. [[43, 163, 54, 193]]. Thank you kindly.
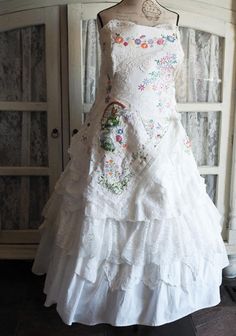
[[32, 18, 229, 327]]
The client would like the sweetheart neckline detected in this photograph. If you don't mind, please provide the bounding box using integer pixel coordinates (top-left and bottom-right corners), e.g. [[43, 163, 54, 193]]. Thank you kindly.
[[98, 18, 179, 34]]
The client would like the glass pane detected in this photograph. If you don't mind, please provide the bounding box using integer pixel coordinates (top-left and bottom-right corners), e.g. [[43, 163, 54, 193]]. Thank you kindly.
[[201, 174, 217, 204], [176, 27, 224, 103], [82, 19, 101, 104], [180, 111, 220, 166], [0, 24, 46, 101], [0, 176, 49, 230], [0, 110, 48, 167]]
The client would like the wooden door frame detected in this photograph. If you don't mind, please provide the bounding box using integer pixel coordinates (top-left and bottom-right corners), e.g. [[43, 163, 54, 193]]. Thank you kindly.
[[0, 6, 62, 258]]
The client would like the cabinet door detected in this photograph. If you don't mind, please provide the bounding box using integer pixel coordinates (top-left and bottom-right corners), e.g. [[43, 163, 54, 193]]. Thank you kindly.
[[174, 14, 235, 243], [68, 3, 235, 245], [0, 7, 62, 258]]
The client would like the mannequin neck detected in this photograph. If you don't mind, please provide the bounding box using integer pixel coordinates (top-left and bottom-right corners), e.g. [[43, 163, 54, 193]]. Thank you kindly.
[[119, 0, 163, 14], [97, 0, 178, 27], [121, 0, 161, 7]]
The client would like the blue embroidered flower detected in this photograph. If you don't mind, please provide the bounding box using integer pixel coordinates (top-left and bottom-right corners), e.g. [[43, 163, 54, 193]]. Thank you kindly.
[[135, 38, 141, 45], [167, 35, 175, 42]]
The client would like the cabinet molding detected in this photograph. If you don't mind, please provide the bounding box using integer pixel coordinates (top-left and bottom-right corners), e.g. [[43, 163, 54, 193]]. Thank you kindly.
[[0, 1, 236, 24]]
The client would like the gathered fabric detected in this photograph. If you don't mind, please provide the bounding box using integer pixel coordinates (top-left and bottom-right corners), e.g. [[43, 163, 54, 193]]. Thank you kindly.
[[32, 18, 229, 327]]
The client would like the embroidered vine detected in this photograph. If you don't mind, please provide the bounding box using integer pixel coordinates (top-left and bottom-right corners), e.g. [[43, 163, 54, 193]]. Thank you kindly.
[[138, 54, 177, 93]]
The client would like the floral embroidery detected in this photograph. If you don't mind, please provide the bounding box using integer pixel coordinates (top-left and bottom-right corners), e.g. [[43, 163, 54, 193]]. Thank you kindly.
[[131, 144, 149, 162], [90, 25, 184, 196], [99, 101, 130, 151], [94, 101, 154, 195], [138, 54, 177, 93], [112, 32, 177, 48], [95, 101, 134, 194], [97, 168, 135, 195], [155, 54, 177, 67], [183, 135, 192, 153], [141, 118, 170, 148]]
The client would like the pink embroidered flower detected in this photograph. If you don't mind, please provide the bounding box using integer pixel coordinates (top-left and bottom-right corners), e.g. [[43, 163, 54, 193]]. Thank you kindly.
[[123, 41, 129, 46], [116, 135, 123, 143], [184, 136, 192, 148], [138, 84, 145, 91], [157, 38, 164, 45]]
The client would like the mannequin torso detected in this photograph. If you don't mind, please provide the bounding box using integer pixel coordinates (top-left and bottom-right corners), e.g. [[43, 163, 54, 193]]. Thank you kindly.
[[97, 0, 179, 31]]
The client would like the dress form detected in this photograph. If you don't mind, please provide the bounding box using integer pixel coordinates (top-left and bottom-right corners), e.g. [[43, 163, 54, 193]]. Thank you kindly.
[[97, 0, 179, 30]]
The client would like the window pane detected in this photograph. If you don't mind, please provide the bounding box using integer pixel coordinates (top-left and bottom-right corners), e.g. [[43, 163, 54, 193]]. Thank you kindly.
[[176, 27, 224, 103], [0, 110, 48, 167], [0, 24, 46, 102], [0, 176, 49, 230], [180, 111, 220, 166], [201, 174, 217, 204], [82, 19, 101, 104]]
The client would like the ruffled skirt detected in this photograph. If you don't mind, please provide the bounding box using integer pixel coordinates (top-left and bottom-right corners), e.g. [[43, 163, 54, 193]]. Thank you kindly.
[[32, 114, 229, 326]]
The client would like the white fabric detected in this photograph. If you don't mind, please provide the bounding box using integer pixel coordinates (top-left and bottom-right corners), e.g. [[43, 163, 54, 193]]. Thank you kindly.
[[32, 18, 229, 326], [82, 19, 223, 198]]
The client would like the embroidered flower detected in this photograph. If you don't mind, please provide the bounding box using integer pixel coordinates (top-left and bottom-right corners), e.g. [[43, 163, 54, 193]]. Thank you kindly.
[[115, 35, 124, 43], [116, 134, 123, 143], [183, 135, 192, 153], [167, 35, 175, 42], [135, 38, 142, 45], [138, 84, 145, 91], [157, 38, 164, 45], [141, 42, 148, 48]]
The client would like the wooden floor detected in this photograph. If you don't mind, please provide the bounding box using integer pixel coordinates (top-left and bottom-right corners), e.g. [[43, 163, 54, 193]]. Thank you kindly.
[[1, 260, 236, 336]]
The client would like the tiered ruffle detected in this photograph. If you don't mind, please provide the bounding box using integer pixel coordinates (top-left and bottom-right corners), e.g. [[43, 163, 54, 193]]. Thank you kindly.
[[32, 117, 229, 326]]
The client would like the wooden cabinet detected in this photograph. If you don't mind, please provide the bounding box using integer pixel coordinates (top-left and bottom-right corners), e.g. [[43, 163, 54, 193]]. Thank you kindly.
[[0, 0, 236, 258], [0, 7, 63, 258]]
